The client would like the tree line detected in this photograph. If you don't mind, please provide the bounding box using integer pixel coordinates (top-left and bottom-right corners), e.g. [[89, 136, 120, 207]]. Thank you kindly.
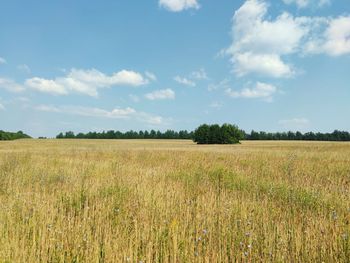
[[245, 130, 350, 141], [2, 127, 349, 143], [0, 130, 31, 140], [56, 127, 350, 143], [56, 130, 194, 140]]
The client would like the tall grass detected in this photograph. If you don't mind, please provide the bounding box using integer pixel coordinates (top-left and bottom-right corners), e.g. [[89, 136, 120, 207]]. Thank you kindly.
[[0, 139, 349, 262]]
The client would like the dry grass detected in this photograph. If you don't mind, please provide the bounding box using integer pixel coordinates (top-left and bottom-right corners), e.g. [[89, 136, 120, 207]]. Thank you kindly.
[[0, 139, 349, 262]]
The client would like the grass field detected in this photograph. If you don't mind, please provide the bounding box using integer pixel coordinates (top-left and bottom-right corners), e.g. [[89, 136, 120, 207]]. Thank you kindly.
[[0, 139, 349, 262]]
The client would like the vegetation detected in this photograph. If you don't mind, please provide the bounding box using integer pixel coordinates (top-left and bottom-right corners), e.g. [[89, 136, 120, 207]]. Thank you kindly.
[[56, 129, 193, 140], [56, 126, 350, 142], [245, 129, 350, 141], [0, 139, 349, 262], [193, 123, 244, 144], [0, 130, 31, 140]]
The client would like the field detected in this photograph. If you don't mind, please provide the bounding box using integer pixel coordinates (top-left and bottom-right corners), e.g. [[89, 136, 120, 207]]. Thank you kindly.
[[0, 139, 349, 262]]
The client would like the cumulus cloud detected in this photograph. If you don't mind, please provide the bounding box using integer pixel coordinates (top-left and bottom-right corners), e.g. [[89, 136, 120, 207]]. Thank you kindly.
[[225, 0, 311, 78], [26, 78, 68, 95], [145, 88, 175, 100], [0, 57, 6, 64], [279, 118, 310, 130], [174, 76, 196, 87], [305, 16, 350, 56], [25, 68, 150, 97], [226, 82, 278, 102], [233, 52, 295, 78], [35, 105, 165, 125], [324, 17, 350, 56], [282, 0, 330, 8], [159, 0, 200, 12], [0, 78, 25, 92], [0, 103, 5, 110], [224, 0, 349, 78]]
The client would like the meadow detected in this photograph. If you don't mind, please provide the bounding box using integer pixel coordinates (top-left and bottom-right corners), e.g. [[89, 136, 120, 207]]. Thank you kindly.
[[0, 139, 349, 262]]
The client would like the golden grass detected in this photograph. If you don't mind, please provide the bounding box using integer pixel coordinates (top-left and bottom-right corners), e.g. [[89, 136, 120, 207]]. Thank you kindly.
[[0, 139, 349, 262]]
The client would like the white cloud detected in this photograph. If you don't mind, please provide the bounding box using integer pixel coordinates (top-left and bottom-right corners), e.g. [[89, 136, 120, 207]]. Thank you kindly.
[[209, 101, 223, 109], [282, 0, 330, 8], [225, 0, 311, 78], [233, 52, 294, 78], [0, 103, 4, 110], [226, 82, 277, 102], [0, 78, 25, 92], [145, 71, 157, 81], [174, 69, 208, 87], [17, 64, 31, 74], [68, 68, 148, 87], [279, 118, 310, 130], [191, 68, 208, 80], [226, 0, 349, 78], [26, 78, 68, 95], [323, 16, 350, 56], [305, 16, 350, 56], [159, 0, 200, 12], [35, 104, 165, 125], [25, 68, 149, 97], [174, 76, 196, 87], [208, 78, 230, 91], [145, 88, 175, 100], [0, 57, 6, 64], [35, 105, 62, 113]]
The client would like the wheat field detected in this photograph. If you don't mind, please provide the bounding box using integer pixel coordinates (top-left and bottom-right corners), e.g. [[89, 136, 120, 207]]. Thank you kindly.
[[0, 139, 349, 262]]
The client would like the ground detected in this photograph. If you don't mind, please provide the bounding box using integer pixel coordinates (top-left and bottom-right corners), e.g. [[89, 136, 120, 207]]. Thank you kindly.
[[0, 139, 349, 262]]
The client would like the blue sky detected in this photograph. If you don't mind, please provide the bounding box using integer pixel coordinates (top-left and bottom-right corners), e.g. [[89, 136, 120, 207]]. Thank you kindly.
[[0, 0, 349, 137]]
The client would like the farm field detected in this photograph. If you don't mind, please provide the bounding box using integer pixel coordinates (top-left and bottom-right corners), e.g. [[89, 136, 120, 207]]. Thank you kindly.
[[0, 139, 349, 262]]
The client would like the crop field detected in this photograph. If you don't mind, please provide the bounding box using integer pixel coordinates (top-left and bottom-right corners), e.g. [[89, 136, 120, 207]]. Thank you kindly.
[[0, 139, 349, 262]]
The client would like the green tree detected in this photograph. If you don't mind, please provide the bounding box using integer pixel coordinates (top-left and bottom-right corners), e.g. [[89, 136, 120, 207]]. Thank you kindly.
[[193, 124, 242, 144]]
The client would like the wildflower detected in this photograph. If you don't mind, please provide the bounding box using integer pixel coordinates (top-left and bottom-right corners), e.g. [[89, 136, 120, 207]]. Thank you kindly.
[[247, 244, 252, 249], [202, 229, 208, 235], [244, 251, 249, 257], [245, 232, 251, 237]]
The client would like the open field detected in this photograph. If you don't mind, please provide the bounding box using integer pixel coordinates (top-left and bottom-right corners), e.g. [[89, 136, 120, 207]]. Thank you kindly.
[[0, 139, 349, 262]]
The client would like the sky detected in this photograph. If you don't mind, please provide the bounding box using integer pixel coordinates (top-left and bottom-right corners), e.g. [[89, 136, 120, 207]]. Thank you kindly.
[[0, 0, 349, 137]]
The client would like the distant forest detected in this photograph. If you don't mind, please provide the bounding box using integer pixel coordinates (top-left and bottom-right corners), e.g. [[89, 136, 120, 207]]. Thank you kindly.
[[0, 130, 31, 140], [56, 129, 350, 142]]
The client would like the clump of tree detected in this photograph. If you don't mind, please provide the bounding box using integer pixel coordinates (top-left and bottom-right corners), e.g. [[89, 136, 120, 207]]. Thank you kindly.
[[56, 130, 194, 140], [193, 124, 244, 144], [0, 130, 31, 140], [245, 130, 350, 141]]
